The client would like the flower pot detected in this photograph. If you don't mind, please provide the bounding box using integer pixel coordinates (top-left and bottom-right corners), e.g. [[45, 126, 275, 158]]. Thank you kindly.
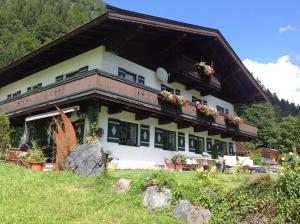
[[30, 162, 44, 171], [158, 98, 183, 114], [175, 164, 182, 171]]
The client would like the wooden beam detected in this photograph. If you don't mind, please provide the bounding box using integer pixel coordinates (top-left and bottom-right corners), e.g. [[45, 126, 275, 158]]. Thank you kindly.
[[208, 129, 220, 136], [177, 123, 190, 129], [158, 118, 172, 125], [221, 132, 234, 138], [135, 112, 151, 121], [108, 106, 123, 115], [194, 126, 207, 132]]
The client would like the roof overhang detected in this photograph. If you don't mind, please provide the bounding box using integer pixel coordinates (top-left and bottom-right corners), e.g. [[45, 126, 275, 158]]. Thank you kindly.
[[0, 5, 268, 104]]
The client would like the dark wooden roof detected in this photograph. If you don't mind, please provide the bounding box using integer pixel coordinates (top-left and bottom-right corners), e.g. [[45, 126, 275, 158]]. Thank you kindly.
[[0, 5, 268, 104]]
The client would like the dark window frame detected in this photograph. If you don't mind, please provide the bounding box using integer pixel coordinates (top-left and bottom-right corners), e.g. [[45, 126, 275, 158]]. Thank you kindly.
[[189, 134, 204, 154], [206, 138, 213, 154], [119, 120, 139, 147], [33, 83, 42, 91], [118, 67, 137, 82]]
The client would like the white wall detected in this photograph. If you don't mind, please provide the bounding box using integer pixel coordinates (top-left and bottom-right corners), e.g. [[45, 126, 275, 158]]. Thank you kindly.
[[97, 106, 235, 169], [0, 46, 105, 101], [0, 45, 235, 113], [101, 50, 233, 112]]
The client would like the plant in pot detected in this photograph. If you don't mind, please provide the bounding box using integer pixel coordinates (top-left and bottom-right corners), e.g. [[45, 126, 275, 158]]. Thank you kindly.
[[195, 61, 215, 76], [25, 141, 46, 171], [171, 154, 187, 171]]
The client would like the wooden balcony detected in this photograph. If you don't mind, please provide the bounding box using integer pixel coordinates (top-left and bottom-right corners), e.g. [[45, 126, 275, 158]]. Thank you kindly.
[[0, 69, 256, 139], [166, 55, 221, 93]]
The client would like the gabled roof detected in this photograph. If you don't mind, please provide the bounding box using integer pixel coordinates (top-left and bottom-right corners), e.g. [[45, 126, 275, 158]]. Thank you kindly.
[[0, 5, 268, 103]]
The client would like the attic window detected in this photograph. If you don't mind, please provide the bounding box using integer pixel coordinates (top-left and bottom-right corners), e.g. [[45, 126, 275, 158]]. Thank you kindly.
[[12, 91, 21, 98], [55, 75, 64, 82], [118, 68, 137, 82], [33, 83, 42, 91]]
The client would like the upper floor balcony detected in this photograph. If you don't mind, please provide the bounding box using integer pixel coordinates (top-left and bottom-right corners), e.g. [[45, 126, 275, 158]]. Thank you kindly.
[[166, 55, 221, 94], [0, 69, 256, 140]]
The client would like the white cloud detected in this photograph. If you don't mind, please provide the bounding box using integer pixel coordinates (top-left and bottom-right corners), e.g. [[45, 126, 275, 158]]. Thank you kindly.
[[243, 56, 300, 105], [278, 25, 296, 33]]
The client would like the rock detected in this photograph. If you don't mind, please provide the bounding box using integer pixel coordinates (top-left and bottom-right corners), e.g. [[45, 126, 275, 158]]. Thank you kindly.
[[113, 178, 131, 192], [171, 200, 212, 224], [62, 143, 105, 176], [142, 186, 172, 210]]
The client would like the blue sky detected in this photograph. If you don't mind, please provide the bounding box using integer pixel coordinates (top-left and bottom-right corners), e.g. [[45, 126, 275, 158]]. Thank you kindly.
[[105, 0, 300, 104]]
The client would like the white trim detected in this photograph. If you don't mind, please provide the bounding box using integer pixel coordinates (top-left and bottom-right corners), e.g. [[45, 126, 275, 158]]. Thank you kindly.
[[25, 106, 80, 122]]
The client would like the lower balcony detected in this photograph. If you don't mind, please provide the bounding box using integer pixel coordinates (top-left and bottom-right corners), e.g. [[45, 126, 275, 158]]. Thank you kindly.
[[0, 69, 256, 140]]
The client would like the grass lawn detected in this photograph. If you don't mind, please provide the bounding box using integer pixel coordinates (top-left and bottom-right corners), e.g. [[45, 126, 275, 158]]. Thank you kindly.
[[0, 163, 272, 224]]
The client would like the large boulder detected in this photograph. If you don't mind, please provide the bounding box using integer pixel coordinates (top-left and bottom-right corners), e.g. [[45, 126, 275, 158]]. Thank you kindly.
[[171, 200, 212, 224], [142, 186, 172, 210], [62, 143, 105, 176]]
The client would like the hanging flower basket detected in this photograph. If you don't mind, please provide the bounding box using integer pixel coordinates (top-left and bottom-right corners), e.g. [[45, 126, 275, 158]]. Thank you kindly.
[[195, 101, 219, 119], [195, 61, 215, 76], [159, 90, 187, 107], [225, 114, 244, 126]]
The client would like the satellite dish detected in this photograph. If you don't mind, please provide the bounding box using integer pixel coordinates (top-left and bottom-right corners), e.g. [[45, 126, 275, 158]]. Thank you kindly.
[[156, 67, 169, 83]]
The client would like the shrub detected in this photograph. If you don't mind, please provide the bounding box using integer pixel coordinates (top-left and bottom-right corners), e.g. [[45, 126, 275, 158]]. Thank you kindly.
[[0, 112, 10, 150], [0, 150, 6, 160], [150, 170, 176, 188], [249, 152, 262, 165], [276, 151, 300, 223]]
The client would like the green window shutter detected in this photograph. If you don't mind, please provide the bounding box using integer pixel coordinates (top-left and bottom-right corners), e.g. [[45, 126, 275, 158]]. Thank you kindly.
[[178, 132, 185, 151], [189, 134, 196, 152], [107, 118, 120, 143], [140, 125, 150, 146], [155, 128, 164, 148]]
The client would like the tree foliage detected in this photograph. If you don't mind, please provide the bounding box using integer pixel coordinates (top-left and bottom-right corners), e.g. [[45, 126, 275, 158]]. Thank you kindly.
[[0, 112, 10, 150], [0, 0, 106, 68]]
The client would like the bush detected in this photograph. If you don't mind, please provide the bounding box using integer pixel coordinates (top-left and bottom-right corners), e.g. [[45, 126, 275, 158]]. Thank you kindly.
[[249, 152, 262, 165], [150, 170, 176, 188], [0, 113, 10, 150], [276, 151, 300, 223]]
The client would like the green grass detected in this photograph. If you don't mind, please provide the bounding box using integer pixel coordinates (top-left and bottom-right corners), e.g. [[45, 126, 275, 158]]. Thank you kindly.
[[0, 163, 274, 224]]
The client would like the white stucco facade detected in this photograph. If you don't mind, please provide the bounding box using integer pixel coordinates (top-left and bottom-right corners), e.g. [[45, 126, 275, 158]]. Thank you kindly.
[[0, 45, 234, 113], [96, 106, 235, 169], [1, 45, 239, 169]]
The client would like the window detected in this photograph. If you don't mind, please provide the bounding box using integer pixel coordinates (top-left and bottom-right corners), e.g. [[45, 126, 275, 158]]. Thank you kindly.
[[206, 138, 213, 154], [7, 94, 12, 100], [175, 89, 181, 95], [228, 143, 234, 155], [203, 100, 208, 105], [262, 151, 271, 159], [118, 68, 137, 82], [33, 83, 42, 91], [55, 75, 64, 82], [192, 96, 202, 104], [138, 76, 145, 85], [27, 87, 32, 93], [12, 91, 21, 98], [161, 84, 174, 93], [189, 135, 204, 154], [107, 118, 139, 146], [155, 128, 176, 151], [215, 140, 227, 156], [217, 105, 229, 115], [119, 121, 138, 146], [79, 66, 89, 73], [66, 71, 77, 79]]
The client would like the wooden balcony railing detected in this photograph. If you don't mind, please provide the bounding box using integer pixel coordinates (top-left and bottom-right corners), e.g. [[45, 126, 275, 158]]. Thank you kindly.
[[0, 69, 256, 138]]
